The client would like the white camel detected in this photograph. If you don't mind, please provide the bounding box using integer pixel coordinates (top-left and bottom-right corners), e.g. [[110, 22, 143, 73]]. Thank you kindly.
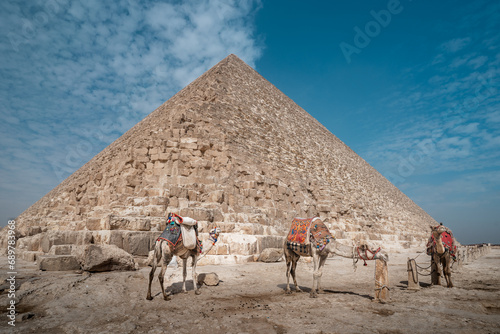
[[146, 214, 201, 300], [284, 218, 388, 298]]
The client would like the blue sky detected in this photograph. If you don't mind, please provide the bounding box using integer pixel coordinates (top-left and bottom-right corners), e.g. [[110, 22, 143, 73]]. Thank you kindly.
[[1, 0, 499, 244]]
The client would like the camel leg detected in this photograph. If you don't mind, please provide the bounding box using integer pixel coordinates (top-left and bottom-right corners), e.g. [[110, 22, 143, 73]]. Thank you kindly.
[[290, 255, 302, 293], [146, 250, 157, 300], [192, 254, 201, 295], [284, 244, 293, 294], [159, 251, 172, 301], [443, 256, 453, 288], [181, 257, 189, 293], [285, 255, 292, 294], [310, 251, 320, 298], [431, 255, 441, 286], [147, 241, 163, 300], [316, 255, 327, 294]]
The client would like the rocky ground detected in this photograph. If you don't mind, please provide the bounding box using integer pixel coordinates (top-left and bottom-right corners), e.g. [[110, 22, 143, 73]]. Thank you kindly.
[[1, 248, 499, 334]]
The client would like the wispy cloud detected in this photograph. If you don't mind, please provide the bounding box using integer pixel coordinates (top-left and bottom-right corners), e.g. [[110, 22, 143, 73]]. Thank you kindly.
[[440, 37, 471, 53], [0, 0, 263, 225], [358, 3, 500, 195]]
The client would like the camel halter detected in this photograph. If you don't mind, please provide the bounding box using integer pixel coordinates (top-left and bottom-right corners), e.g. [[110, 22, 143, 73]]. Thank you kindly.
[[357, 247, 381, 266], [196, 227, 221, 263]]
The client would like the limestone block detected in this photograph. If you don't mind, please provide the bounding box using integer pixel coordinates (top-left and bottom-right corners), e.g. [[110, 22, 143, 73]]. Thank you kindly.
[[49, 245, 72, 255], [180, 142, 198, 150], [16, 234, 43, 252], [317, 204, 331, 212], [221, 234, 258, 255], [92, 230, 123, 249], [19, 251, 43, 262], [86, 218, 102, 231], [38, 255, 81, 271], [180, 137, 197, 144], [41, 231, 93, 253], [122, 231, 153, 256], [126, 176, 141, 187], [180, 208, 212, 222], [28, 226, 42, 236], [257, 248, 283, 262], [134, 148, 148, 155], [157, 152, 169, 161], [258, 235, 285, 250], [109, 216, 151, 231], [78, 244, 136, 272], [166, 140, 178, 148]]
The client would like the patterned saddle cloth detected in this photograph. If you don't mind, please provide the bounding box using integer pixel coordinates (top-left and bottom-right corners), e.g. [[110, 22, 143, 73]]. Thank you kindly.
[[158, 223, 182, 248], [157, 214, 200, 251], [286, 217, 335, 255], [426, 226, 457, 260]]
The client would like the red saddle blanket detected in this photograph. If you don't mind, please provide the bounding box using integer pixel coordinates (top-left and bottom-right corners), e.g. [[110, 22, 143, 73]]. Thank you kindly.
[[287, 217, 313, 244], [286, 217, 334, 251], [426, 227, 457, 260]]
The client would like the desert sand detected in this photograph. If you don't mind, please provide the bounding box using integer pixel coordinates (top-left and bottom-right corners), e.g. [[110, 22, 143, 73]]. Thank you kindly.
[[1, 248, 499, 334]]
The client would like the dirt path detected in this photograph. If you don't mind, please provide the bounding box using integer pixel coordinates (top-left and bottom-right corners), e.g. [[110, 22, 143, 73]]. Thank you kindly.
[[1, 249, 499, 333]]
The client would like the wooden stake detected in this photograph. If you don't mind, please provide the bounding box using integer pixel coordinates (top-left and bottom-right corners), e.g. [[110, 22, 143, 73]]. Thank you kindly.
[[375, 259, 389, 303], [407, 258, 420, 290]]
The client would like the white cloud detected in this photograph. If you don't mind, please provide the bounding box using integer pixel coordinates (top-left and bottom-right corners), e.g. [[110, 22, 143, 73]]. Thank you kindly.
[[0, 0, 263, 225]]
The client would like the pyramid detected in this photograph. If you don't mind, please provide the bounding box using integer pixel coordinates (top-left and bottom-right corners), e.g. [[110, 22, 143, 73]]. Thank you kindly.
[[5, 54, 436, 263]]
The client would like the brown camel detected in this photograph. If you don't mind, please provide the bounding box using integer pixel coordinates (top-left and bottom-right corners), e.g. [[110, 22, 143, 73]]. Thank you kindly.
[[429, 225, 454, 288], [284, 218, 388, 298], [146, 214, 201, 300]]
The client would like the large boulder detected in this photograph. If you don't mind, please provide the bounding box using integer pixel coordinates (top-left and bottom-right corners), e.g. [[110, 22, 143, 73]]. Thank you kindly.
[[197, 272, 220, 286], [76, 244, 136, 272], [257, 248, 283, 262]]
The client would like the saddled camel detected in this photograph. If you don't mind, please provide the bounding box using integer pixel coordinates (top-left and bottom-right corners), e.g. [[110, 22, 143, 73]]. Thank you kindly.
[[428, 225, 455, 288], [146, 214, 201, 300], [284, 217, 389, 298]]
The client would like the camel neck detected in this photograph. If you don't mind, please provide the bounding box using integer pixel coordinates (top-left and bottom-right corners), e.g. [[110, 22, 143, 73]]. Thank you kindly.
[[329, 241, 354, 258], [434, 233, 446, 254]]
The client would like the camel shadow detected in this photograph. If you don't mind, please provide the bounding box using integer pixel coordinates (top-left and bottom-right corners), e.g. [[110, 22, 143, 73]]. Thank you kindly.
[[276, 284, 373, 300]]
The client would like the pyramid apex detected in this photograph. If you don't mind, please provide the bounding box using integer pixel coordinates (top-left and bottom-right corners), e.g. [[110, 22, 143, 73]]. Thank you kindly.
[[220, 53, 247, 66]]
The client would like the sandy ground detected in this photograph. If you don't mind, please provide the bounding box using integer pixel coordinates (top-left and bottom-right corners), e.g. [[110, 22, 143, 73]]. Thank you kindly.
[[1, 248, 499, 334]]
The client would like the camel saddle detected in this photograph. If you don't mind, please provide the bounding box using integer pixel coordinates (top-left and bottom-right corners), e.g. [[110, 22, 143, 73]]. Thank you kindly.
[[426, 225, 457, 260], [286, 217, 335, 255], [157, 214, 200, 251]]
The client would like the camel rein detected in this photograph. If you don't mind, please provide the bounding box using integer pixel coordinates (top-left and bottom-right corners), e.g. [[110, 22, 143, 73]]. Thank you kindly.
[[196, 227, 221, 263], [357, 247, 381, 266], [352, 246, 381, 271]]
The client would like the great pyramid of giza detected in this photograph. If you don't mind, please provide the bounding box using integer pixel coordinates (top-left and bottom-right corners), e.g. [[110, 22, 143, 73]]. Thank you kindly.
[[5, 54, 436, 263]]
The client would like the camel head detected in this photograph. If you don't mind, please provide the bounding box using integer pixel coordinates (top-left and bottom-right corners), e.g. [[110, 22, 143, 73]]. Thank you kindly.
[[431, 225, 446, 239], [358, 242, 389, 262]]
